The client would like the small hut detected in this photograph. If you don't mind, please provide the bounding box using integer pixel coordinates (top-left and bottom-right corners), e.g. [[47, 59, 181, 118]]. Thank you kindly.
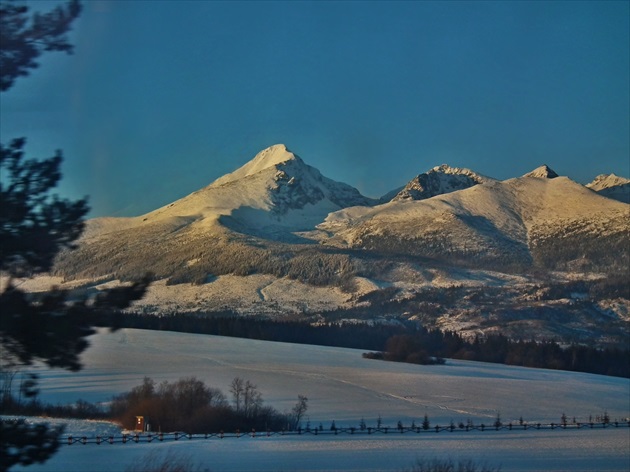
[[135, 416, 145, 432]]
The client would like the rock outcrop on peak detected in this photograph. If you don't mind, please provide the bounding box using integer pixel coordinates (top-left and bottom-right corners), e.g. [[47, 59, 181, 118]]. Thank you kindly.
[[389, 164, 490, 202]]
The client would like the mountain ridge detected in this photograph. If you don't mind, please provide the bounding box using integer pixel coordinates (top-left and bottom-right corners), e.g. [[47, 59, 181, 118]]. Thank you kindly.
[[46, 144, 630, 346]]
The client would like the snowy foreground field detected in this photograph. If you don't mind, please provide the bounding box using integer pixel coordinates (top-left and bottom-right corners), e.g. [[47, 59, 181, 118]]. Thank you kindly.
[[12, 328, 630, 471]]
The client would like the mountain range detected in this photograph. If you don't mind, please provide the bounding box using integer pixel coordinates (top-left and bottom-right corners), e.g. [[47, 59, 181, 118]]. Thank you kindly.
[[46, 144, 629, 346]]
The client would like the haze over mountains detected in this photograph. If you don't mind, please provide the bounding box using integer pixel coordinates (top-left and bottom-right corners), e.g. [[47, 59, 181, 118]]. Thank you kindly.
[[46, 145, 629, 346]]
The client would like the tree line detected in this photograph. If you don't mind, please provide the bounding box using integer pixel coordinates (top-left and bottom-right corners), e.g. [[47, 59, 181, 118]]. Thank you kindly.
[[95, 312, 630, 378], [364, 331, 629, 378], [96, 311, 411, 351]]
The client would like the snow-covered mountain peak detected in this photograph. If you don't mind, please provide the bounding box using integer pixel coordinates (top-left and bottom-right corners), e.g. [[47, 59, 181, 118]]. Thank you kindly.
[[127, 145, 374, 241], [211, 144, 301, 187], [586, 173, 630, 191], [390, 164, 489, 202], [523, 165, 559, 179], [586, 173, 630, 203]]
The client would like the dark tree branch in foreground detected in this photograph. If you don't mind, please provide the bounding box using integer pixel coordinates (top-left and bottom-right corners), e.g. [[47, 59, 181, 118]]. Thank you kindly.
[[1, 138, 89, 277], [1, 2, 150, 469], [0, 275, 151, 371], [0, 0, 81, 91], [0, 419, 65, 471]]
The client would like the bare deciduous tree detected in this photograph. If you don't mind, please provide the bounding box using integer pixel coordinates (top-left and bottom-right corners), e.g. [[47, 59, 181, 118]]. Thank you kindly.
[[291, 394, 308, 429]]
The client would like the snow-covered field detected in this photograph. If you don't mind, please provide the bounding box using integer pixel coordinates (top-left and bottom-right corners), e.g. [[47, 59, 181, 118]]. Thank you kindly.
[[11, 329, 630, 471]]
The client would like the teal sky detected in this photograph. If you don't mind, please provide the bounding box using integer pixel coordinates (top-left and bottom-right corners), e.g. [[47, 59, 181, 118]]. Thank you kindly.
[[1, 0, 628, 217]]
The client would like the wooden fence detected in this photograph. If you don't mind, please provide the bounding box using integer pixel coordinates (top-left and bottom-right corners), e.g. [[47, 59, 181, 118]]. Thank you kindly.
[[63, 420, 630, 446]]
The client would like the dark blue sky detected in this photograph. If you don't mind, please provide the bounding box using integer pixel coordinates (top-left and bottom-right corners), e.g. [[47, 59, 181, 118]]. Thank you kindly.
[[1, 0, 628, 217]]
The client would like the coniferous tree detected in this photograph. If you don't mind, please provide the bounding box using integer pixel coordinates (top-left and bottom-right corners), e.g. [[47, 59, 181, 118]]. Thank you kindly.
[[0, 1, 149, 469], [0, 0, 81, 91], [0, 419, 64, 471], [422, 413, 430, 431]]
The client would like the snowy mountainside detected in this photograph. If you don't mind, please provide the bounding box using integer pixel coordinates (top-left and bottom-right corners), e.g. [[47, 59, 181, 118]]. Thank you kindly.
[[586, 173, 630, 203], [55, 144, 374, 286], [49, 147, 630, 346], [81, 144, 374, 242], [318, 174, 628, 272]]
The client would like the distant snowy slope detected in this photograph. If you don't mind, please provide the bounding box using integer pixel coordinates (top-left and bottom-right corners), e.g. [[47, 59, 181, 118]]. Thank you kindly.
[[586, 173, 630, 203]]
